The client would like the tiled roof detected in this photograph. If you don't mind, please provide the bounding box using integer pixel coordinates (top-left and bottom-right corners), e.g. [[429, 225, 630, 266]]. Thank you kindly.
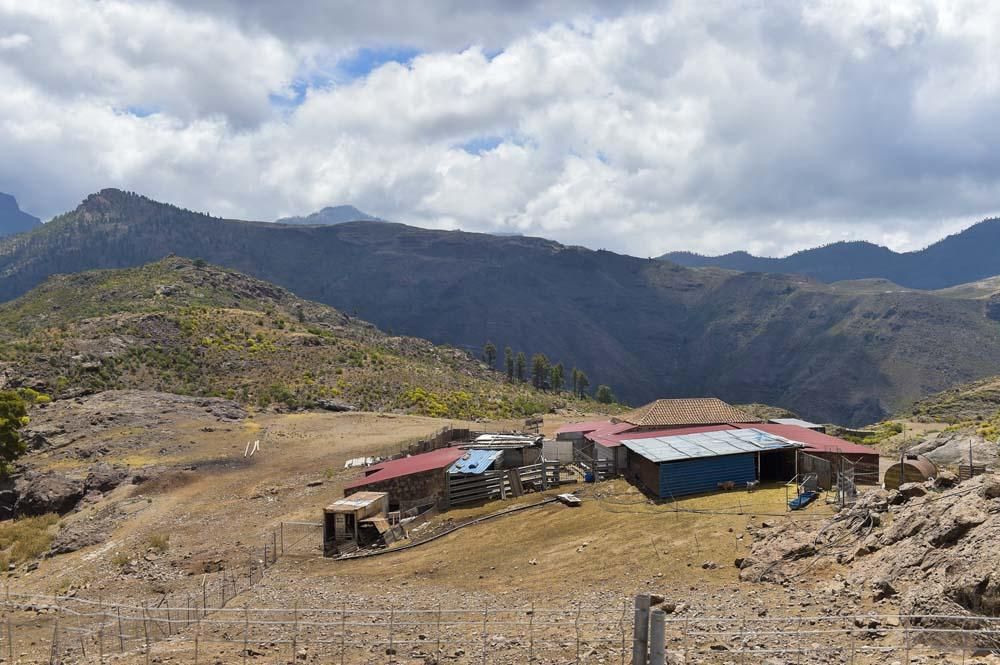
[[619, 398, 760, 428]]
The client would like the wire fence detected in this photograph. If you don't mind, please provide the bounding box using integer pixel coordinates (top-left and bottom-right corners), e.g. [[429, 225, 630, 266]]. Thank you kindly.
[[2, 591, 999, 664]]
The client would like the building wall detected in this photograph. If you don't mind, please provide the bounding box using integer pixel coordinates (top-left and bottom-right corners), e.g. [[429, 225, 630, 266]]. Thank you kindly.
[[345, 469, 448, 510], [627, 449, 661, 495], [660, 454, 756, 498]]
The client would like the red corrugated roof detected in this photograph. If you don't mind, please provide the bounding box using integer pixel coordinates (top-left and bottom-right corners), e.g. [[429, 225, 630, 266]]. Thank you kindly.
[[590, 423, 737, 448], [746, 423, 878, 456], [344, 447, 465, 490], [554, 420, 612, 435]]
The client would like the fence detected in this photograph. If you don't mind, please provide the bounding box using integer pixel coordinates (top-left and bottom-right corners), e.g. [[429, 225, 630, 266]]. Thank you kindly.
[[798, 451, 833, 489], [3, 592, 1000, 664], [960, 463, 989, 481], [447, 461, 561, 506]]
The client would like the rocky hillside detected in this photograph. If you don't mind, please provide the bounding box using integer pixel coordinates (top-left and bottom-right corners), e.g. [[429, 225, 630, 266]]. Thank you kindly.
[[0, 257, 582, 419], [661, 217, 1000, 290], [3, 190, 1000, 424], [743, 473, 1000, 628]]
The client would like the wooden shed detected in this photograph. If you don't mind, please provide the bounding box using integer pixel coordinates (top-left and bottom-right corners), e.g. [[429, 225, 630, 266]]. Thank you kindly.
[[884, 454, 937, 490], [323, 492, 389, 556]]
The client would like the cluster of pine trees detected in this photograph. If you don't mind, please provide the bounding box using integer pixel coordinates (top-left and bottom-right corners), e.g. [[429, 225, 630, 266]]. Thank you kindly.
[[481, 342, 615, 403]]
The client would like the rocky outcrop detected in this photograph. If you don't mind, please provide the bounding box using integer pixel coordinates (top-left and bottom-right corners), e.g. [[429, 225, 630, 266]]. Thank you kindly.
[[10, 462, 132, 517], [744, 474, 1000, 625], [84, 462, 130, 493], [908, 430, 998, 467], [13, 470, 84, 516]]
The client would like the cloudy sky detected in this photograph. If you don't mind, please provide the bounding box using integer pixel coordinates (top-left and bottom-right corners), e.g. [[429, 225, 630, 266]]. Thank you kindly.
[[2, 0, 999, 257]]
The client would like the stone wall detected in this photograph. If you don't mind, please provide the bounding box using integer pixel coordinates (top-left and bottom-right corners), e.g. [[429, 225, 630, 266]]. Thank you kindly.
[[345, 469, 448, 510]]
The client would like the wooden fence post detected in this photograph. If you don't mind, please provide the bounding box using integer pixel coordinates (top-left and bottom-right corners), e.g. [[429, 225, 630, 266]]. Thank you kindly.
[[481, 602, 489, 665], [620, 598, 628, 665], [340, 602, 346, 665], [631, 595, 650, 665], [280, 523, 284, 555], [649, 609, 666, 665], [242, 604, 249, 665], [528, 602, 534, 662], [142, 605, 151, 665], [6, 610, 14, 664], [117, 606, 124, 652]]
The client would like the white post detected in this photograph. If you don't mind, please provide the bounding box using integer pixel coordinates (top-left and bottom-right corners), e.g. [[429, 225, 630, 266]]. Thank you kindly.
[[632, 595, 650, 665], [649, 609, 666, 665]]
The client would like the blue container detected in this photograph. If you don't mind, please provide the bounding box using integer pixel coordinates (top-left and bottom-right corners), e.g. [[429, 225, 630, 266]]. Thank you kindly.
[[584, 472, 595, 483]]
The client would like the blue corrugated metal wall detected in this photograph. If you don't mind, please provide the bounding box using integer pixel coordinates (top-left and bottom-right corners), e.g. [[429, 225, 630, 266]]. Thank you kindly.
[[658, 454, 756, 498]]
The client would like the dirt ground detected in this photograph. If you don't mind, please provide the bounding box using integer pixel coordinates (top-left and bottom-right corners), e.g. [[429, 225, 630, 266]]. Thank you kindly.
[[4, 408, 996, 663]]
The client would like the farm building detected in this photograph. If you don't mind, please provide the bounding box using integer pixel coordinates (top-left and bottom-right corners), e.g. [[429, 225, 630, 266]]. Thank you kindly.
[[622, 428, 801, 498], [556, 398, 880, 484], [750, 423, 880, 478], [344, 447, 465, 510], [322, 492, 402, 556], [343, 432, 546, 510]]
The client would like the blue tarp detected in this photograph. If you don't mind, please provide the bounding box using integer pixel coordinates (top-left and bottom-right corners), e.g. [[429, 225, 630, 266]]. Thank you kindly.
[[448, 449, 503, 475]]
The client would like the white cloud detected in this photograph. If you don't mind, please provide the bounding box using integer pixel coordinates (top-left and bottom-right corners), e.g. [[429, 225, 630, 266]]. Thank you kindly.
[[1, 0, 1000, 258]]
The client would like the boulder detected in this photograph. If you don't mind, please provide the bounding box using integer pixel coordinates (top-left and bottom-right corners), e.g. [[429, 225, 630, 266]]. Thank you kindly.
[[898, 482, 928, 499], [14, 471, 84, 516], [981, 475, 1000, 500], [315, 398, 357, 412], [85, 462, 129, 493], [933, 470, 958, 489]]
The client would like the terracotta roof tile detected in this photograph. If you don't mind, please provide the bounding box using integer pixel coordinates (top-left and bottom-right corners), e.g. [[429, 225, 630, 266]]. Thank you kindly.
[[619, 398, 760, 428]]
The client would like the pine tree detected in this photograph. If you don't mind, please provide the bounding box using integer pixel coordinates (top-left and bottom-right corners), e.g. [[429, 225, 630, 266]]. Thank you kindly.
[[515, 352, 527, 382], [576, 370, 590, 397], [550, 363, 565, 392], [531, 353, 550, 390], [504, 347, 514, 381], [483, 341, 497, 368], [595, 385, 614, 404]]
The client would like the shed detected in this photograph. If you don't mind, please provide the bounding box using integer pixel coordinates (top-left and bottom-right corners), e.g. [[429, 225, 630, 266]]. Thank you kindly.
[[622, 428, 800, 498], [750, 423, 880, 482], [884, 454, 938, 490], [323, 492, 389, 555], [344, 447, 465, 510]]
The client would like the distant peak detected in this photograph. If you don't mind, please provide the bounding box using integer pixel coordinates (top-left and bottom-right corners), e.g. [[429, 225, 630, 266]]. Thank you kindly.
[[276, 204, 385, 226], [0, 191, 41, 236]]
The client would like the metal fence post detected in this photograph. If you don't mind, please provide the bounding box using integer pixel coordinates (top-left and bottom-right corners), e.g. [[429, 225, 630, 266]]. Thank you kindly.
[[632, 595, 650, 665], [649, 609, 666, 665]]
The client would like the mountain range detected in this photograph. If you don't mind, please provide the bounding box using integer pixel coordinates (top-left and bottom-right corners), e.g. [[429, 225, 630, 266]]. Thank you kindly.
[[660, 218, 1000, 290], [276, 204, 384, 225], [0, 193, 41, 236], [2, 188, 1000, 425]]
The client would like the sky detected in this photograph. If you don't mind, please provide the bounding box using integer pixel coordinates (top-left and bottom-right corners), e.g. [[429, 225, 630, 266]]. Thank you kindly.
[[1, 0, 1000, 258]]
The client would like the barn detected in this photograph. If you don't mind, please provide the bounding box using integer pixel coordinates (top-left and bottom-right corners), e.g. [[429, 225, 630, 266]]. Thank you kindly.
[[621, 428, 801, 498]]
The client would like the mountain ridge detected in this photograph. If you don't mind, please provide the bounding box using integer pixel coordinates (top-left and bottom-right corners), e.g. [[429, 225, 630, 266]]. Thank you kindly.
[[3, 188, 1000, 425], [660, 219, 1000, 289], [0, 192, 41, 236]]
